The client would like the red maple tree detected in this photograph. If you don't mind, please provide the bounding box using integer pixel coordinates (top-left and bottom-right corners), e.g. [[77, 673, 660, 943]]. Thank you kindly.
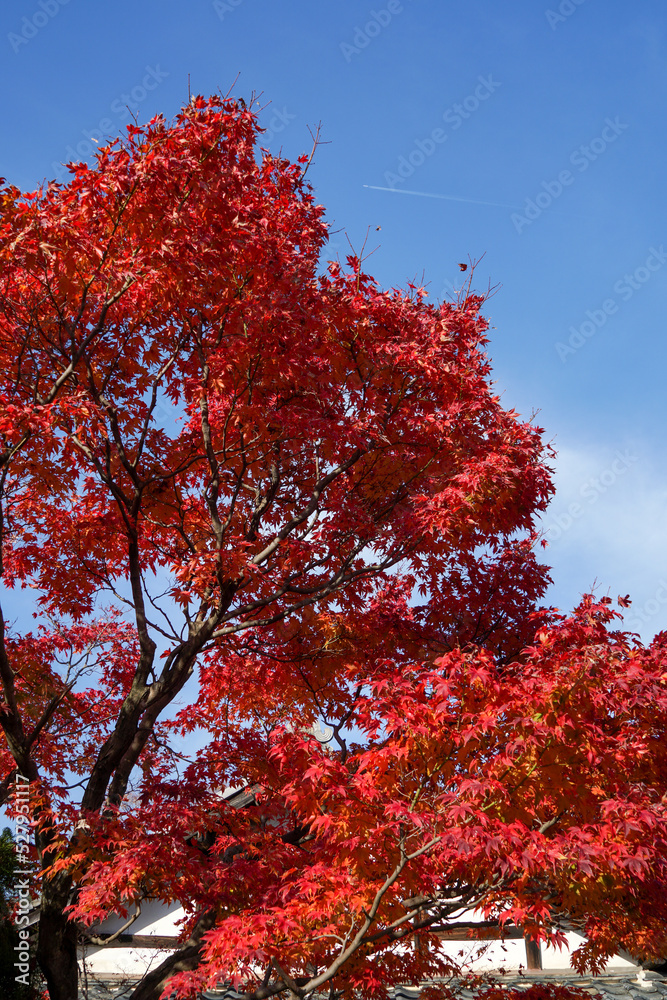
[[1, 96, 666, 1000]]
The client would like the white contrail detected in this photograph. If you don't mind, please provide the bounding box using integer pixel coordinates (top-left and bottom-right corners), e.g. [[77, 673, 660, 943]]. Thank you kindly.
[[363, 184, 520, 210]]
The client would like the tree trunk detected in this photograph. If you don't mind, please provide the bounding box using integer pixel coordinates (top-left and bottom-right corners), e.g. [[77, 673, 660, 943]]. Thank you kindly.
[[37, 877, 79, 1000]]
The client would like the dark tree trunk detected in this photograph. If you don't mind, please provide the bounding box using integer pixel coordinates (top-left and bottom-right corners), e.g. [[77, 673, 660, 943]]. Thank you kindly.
[[36, 877, 79, 1000]]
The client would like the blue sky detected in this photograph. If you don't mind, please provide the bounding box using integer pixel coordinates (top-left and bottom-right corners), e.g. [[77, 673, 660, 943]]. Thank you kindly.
[[1, 0, 666, 640]]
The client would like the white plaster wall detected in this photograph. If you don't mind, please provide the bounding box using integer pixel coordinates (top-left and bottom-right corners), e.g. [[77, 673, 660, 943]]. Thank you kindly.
[[80, 902, 638, 979], [437, 933, 636, 972], [80, 899, 185, 978]]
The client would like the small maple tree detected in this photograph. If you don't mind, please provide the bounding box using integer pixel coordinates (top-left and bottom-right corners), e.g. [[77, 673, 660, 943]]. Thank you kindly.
[[0, 96, 666, 1000]]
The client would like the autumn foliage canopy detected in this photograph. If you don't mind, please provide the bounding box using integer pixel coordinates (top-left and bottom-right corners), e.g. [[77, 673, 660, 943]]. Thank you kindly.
[[1, 96, 667, 1000]]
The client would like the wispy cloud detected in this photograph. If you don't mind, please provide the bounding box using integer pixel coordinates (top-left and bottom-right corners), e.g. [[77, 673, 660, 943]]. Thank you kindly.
[[363, 184, 520, 210]]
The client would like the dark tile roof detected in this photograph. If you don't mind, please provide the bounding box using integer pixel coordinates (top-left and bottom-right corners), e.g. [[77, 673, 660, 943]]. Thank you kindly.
[[79, 971, 667, 1000]]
